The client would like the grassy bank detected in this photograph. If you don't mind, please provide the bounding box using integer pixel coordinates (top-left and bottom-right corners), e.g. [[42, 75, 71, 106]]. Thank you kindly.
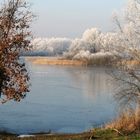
[[25, 56, 114, 66], [25, 56, 140, 67], [25, 57, 87, 66], [106, 109, 140, 134], [1, 129, 140, 140]]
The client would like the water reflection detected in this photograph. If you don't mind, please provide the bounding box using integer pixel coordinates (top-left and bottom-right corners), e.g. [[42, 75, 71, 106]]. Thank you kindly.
[[63, 66, 114, 100], [0, 62, 117, 134]]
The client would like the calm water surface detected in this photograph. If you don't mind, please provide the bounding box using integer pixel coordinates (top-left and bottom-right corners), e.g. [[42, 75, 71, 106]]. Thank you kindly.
[[0, 60, 117, 134]]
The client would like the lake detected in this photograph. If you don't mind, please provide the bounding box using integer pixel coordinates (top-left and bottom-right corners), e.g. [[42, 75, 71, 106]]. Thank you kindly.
[[0, 60, 117, 134]]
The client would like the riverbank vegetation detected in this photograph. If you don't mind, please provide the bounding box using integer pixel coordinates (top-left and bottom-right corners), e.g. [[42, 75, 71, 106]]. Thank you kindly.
[[0, 129, 140, 140], [106, 109, 140, 135], [105, 0, 140, 136], [25, 57, 87, 66]]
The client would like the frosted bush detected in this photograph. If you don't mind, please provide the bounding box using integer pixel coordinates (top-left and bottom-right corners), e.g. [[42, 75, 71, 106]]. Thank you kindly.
[[28, 38, 72, 56]]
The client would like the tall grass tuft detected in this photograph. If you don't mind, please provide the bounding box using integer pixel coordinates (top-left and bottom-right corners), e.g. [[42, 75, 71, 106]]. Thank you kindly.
[[106, 109, 140, 134]]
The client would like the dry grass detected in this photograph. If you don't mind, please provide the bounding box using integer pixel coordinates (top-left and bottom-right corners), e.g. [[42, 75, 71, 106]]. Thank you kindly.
[[87, 55, 113, 65], [25, 57, 87, 66], [106, 109, 140, 134], [118, 60, 140, 68], [25, 56, 113, 66], [25, 55, 140, 66], [25, 56, 140, 67]]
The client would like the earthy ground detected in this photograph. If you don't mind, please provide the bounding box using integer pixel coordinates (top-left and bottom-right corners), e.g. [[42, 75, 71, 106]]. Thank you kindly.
[[0, 129, 140, 140]]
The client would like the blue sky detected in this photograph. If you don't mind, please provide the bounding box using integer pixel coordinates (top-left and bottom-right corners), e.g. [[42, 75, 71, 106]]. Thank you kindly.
[[29, 0, 127, 38]]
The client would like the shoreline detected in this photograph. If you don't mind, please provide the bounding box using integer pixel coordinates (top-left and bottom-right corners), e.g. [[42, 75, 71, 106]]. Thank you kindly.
[[25, 56, 87, 66], [1, 129, 140, 139], [24, 56, 140, 67]]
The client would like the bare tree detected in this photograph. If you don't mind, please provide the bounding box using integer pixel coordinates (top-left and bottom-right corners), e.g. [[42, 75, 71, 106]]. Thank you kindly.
[[0, 0, 33, 103], [111, 0, 140, 111]]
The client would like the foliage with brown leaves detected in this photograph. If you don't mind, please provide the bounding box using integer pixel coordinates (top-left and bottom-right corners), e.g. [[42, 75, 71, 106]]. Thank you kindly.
[[0, 0, 33, 103]]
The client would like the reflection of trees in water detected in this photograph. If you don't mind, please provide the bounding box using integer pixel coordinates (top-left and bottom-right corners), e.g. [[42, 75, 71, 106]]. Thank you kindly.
[[27, 64, 116, 101], [64, 67, 115, 100]]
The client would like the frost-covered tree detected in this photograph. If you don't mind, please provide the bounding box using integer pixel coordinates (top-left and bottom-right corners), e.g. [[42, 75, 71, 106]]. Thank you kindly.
[[29, 38, 72, 56], [64, 28, 103, 60], [111, 0, 140, 110], [82, 28, 102, 53]]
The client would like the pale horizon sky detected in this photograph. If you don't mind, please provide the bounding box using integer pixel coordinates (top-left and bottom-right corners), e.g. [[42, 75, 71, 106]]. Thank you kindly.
[[28, 0, 127, 38], [29, 0, 127, 38]]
